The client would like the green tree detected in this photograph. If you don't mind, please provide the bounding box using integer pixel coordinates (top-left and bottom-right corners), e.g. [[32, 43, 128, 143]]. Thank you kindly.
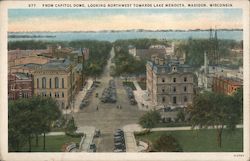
[[8, 96, 61, 152], [139, 110, 161, 129], [176, 110, 185, 122], [153, 134, 183, 152], [188, 91, 242, 147]]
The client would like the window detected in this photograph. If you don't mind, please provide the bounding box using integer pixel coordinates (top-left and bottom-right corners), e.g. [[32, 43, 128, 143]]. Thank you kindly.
[[184, 77, 187, 82], [173, 78, 176, 82], [55, 77, 59, 88], [173, 86, 176, 92], [184, 96, 188, 102], [162, 97, 165, 102], [49, 92, 52, 97], [62, 78, 64, 88], [49, 78, 52, 88], [62, 92, 64, 98], [184, 86, 187, 92], [173, 96, 177, 104], [42, 77, 46, 89], [162, 78, 165, 83], [37, 78, 39, 89], [162, 88, 165, 93]]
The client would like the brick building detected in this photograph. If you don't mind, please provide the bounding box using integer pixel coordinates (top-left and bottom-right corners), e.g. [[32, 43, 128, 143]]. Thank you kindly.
[[212, 76, 243, 95], [8, 73, 33, 100]]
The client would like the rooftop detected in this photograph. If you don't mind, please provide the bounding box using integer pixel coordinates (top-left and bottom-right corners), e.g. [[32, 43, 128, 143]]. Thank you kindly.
[[40, 58, 72, 71], [15, 72, 31, 80]]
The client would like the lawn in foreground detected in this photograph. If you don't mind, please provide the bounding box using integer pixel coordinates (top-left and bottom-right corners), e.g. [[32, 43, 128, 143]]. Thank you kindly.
[[20, 135, 81, 152], [135, 128, 243, 152]]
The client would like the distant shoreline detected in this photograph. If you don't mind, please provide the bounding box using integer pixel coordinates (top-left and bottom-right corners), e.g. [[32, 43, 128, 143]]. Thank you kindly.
[[8, 29, 243, 34]]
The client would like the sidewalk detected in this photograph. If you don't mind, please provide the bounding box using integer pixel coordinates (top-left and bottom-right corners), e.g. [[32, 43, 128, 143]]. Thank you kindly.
[[76, 126, 96, 152], [72, 79, 93, 113], [45, 131, 65, 136], [132, 81, 155, 111]]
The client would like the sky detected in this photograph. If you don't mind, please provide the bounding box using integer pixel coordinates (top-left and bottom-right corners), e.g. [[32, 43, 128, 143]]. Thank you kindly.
[[8, 9, 243, 32]]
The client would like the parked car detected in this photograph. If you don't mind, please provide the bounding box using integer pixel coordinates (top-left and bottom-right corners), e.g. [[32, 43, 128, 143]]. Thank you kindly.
[[89, 143, 96, 152]]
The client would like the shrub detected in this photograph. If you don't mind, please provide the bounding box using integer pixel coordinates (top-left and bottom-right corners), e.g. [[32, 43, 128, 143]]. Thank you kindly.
[[153, 134, 183, 152]]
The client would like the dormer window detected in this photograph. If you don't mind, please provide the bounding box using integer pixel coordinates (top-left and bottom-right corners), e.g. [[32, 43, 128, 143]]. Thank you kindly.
[[172, 66, 177, 72], [162, 78, 165, 83], [173, 78, 176, 82]]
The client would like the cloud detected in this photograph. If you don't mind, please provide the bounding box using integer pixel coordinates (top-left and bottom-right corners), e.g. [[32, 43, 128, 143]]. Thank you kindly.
[[8, 12, 242, 32]]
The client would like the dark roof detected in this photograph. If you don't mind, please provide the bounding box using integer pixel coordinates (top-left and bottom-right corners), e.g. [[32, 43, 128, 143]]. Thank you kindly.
[[147, 60, 193, 74], [41, 59, 72, 71]]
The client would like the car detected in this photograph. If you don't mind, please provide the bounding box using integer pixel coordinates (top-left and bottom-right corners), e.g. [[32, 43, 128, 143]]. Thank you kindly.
[[114, 139, 125, 145], [89, 143, 96, 152], [94, 129, 101, 137], [114, 143, 126, 150], [115, 129, 124, 135], [114, 132, 123, 136], [114, 137, 124, 142], [114, 149, 125, 152], [95, 93, 99, 97]]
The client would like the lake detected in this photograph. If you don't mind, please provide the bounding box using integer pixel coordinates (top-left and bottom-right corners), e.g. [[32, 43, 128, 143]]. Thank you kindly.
[[8, 30, 243, 42]]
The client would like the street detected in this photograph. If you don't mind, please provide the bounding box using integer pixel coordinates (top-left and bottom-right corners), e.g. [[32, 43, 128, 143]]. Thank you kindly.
[[73, 47, 145, 152]]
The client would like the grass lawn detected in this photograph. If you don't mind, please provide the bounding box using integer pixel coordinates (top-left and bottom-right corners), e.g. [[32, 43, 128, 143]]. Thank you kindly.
[[123, 81, 136, 90], [20, 135, 81, 152], [135, 128, 243, 152], [138, 82, 146, 90]]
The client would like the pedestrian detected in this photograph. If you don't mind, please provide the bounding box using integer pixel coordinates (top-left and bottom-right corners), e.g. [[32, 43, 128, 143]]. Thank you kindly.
[[116, 105, 119, 109], [96, 105, 99, 111]]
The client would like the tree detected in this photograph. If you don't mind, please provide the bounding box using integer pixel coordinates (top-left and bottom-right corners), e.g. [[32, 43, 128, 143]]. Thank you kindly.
[[153, 134, 183, 152], [8, 96, 61, 152], [187, 91, 242, 147], [176, 110, 185, 122], [139, 110, 161, 129]]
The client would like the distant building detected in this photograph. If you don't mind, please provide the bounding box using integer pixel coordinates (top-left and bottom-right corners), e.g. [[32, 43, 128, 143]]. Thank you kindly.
[[135, 48, 166, 60], [71, 48, 90, 63], [212, 76, 242, 95], [8, 73, 33, 100], [197, 52, 243, 92], [33, 59, 78, 110], [146, 56, 196, 109], [9, 63, 42, 75], [14, 55, 50, 66]]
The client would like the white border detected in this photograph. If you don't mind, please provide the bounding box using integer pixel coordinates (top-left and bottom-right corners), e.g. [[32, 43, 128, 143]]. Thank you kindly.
[[0, 1, 249, 161]]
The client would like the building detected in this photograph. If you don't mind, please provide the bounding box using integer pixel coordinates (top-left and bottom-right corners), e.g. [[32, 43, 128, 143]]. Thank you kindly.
[[212, 76, 242, 95], [33, 58, 77, 110], [146, 56, 196, 109], [14, 55, 50, 66], [8, 73, 33, 100], [9, 63, 42, 75]]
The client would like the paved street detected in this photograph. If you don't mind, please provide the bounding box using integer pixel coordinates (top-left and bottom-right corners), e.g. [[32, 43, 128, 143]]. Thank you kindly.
[[73, 47, 145, 152]]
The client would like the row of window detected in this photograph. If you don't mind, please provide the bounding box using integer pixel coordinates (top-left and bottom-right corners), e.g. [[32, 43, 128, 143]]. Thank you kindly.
[[161, 86, 188, 93], [162, 96, 188, 104], [161, 77, 188, 83], [37, 77, 64, 89], [39, 92, 65, 98]]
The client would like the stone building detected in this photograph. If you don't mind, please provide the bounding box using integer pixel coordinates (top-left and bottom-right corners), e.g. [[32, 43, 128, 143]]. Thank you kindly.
[[146, 56, 196, 109], [8, 73, 33, 100], [33, 58, 78, 110]]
